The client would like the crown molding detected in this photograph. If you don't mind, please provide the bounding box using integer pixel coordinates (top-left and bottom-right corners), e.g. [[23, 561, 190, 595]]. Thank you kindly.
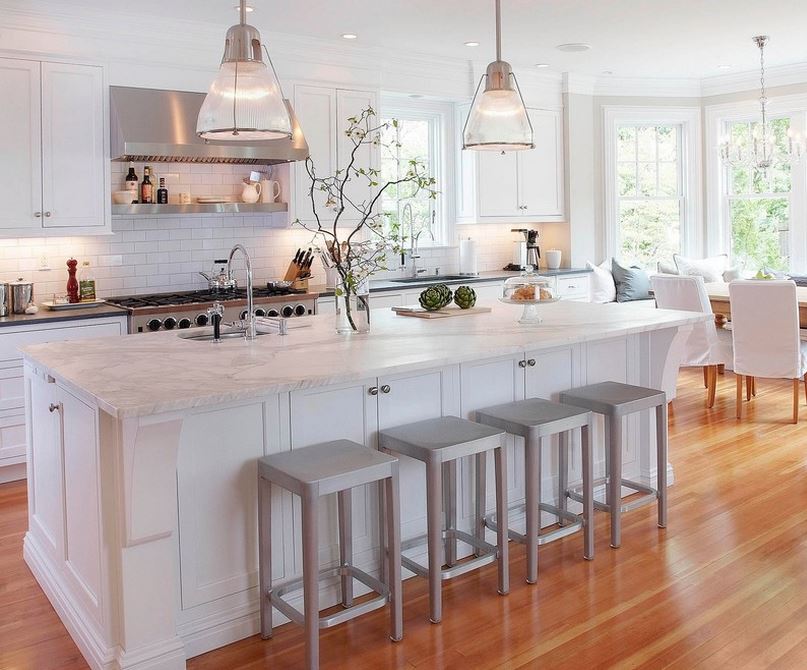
[[701, 61, 807, 97]]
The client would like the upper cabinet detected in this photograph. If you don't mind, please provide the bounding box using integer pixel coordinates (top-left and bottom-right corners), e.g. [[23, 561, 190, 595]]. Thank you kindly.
[[0, 57, 109, 237], [291, 83, 378, 225], [457, 106, 565, 224]]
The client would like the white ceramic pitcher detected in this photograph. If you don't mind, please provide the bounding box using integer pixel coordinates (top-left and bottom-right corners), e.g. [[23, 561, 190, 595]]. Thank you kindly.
[[241, 181, 262, 203], [259, 179, 282, 203]]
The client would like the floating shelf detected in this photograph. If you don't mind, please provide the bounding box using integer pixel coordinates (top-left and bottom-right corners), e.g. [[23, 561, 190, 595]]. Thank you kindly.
[[111, 202, 288, 216]]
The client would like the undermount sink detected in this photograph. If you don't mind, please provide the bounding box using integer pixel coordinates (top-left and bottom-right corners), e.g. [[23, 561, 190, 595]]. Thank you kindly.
[[389, 274, 477, 284], [177, 327, 268, 342]]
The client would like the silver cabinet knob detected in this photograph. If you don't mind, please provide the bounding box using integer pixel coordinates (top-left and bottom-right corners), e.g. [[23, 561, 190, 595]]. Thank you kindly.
[[44, 211, 52, 217], [48, 403, 60, 413], [368, 386, 379, 396], [527, 359, 536, 367], [380, 385, 391, 394], [34, 211, 42, 218], [518, 360, 527, 368]]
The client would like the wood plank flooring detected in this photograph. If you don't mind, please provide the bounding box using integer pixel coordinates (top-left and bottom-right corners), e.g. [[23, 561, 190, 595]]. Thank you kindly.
[[3, 369, 807, 669]]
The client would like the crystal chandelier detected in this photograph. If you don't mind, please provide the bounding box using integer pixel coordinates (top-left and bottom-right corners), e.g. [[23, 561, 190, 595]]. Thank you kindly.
[[720, 36, 804, 171]]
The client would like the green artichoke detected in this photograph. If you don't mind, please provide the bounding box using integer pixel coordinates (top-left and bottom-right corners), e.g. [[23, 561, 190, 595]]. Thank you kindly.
[[419, 286, 445, 311], [454, 285, 477, 309], [433, 283, 453, 308]]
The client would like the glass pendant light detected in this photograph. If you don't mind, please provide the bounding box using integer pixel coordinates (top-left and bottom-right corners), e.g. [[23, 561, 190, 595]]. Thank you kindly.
[[197, 0, 292, 141], [463, 0, 534, 151]]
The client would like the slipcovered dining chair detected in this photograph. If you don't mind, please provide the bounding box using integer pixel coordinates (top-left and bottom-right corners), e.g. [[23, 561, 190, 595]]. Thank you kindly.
[[729, 280, 807, 423], [651, 274, 732, 408]]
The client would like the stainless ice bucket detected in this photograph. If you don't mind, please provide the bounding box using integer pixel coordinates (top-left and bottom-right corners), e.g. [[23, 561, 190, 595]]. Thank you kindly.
[[10, 279, 33, 314]]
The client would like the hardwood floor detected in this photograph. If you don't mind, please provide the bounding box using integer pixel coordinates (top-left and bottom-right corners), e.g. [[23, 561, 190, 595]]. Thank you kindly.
[[4, 369, 807, 669]]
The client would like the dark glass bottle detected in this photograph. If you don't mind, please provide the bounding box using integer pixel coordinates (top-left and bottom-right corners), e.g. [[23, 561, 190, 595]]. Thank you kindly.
[[140, 166, 153, 204], [157, 177, 168, 204]]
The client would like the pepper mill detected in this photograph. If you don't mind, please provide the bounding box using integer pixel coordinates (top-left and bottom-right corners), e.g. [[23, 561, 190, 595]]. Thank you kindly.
[[66, 258, 79, 304]]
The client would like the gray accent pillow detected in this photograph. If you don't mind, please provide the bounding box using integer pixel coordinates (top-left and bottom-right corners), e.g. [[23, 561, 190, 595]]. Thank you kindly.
[[612, 259, 651, 302]]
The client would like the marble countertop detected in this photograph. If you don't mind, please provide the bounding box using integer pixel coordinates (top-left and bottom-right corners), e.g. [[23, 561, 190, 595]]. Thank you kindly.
[[0, 303, 128, 328], [313, 268, 591, 297], [22, 301, 707, 419]]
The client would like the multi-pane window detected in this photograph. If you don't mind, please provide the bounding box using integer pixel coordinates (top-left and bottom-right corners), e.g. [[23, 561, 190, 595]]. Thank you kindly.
[[616, 124, 683, 268], [725, 117, 791, 272], [380, 113, 441, 246]]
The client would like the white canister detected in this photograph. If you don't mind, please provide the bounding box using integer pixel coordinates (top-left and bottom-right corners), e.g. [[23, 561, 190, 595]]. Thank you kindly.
[[260, 179, 282, 203], [545, 249, 562, 270]]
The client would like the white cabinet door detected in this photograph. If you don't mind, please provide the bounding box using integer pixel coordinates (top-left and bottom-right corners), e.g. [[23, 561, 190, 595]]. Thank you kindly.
[[293, 85, 337, 223], [0, 58, 42, 233], [336, 89, 378, 222], [369, 292, 404, 309], [518, 109, 564, 218], [41, 62, 106, 229], [477, 150, 518, 217], [0, 410, 26, 465]]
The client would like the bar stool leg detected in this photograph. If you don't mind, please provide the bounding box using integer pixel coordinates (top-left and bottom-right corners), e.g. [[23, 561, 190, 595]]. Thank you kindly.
[[258, 476, 273, 639], [558, 431, 569, 524], [378, 479, 388, 587], [442, 460, 458, 567], [474, 451, 487, 556], [603, 415, 612, 510], [655, 403, 668, 529], [524, 436, 539, 584], [494, 443, 510, 595], [337, 489, 354, 608], [609, 415, 623, 549], [425, 459, 444, 623], [385, 468, 403, 642], [581, 422, 594, 560], [301, 489, 320, 669]]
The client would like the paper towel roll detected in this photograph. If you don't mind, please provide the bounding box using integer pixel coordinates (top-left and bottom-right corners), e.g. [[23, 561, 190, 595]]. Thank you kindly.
[[459, 238, 478, 275]]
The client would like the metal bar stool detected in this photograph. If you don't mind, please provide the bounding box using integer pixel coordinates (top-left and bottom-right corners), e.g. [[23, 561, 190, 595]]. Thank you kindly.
[[379, 416, 508, 624], [475, 398, 594, 584], [258, 440, 402, 670], [559, 381, 668, 549]]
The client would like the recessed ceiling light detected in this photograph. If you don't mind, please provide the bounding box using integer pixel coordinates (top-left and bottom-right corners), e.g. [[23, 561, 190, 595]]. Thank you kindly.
[[602, 70, 614, 75], [464, 41, 480, 47], [341, 33, 358, 40], [718, 64, 732, 70], [535, 63, 550, 68], [233, 4, 254, 10], [556, 43, 591, 53], [409, 94, 424, 99]]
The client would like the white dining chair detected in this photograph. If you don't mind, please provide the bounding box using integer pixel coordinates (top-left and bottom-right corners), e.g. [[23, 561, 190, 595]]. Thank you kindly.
[[652, 274, 732, 408], [728, 280, 807, 423]]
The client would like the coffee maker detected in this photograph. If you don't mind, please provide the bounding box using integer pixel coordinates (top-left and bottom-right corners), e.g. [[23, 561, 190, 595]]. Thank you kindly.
[[509, 228, 541, 270]]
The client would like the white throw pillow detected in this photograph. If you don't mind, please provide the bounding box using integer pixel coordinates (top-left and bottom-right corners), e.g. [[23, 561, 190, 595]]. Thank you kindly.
[[722, 266, 742, 282], [657, 260, 678, 275], [673, 254, 728, 283], [586, 259, 617, 303]]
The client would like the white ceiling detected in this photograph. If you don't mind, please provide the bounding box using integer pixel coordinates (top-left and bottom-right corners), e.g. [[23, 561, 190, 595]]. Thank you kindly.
[[61, 0, 807, 80]]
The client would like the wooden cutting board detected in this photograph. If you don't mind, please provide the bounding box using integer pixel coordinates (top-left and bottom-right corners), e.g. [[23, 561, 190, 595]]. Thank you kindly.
[[391, 305, 492, 319]]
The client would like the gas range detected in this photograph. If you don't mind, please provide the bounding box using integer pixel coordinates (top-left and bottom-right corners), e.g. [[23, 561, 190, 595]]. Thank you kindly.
[[106, 287, 318, 333]]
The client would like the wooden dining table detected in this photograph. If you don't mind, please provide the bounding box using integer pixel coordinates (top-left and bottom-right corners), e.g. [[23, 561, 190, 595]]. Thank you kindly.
[[704, 281, 807, 328]]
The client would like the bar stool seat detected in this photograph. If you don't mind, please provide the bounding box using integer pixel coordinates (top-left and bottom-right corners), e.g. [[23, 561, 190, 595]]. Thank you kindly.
[[379, 416, 508, 624], [258, 440, 402, 670], [560, 381, 668, 549], [476, 398, 594, 584]]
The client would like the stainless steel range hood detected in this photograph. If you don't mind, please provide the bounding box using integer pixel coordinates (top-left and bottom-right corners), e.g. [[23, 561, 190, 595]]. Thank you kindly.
[[110, 86, 309, 164]]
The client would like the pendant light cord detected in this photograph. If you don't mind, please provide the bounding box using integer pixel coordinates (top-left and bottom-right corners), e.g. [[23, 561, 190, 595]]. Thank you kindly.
[[239, 0, 247, 26], [495, 0, 502, 62]]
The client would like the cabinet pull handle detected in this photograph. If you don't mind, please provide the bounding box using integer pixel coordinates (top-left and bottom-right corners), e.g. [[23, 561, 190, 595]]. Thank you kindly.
[[34, 211, 42, 218], [368, 386, 379, 396], [527, 359, 536, 367], [518, 360, 527, 368], [381, 385, 391, 394], [48, 402, 61, 413], [44, 211, 52, 217]]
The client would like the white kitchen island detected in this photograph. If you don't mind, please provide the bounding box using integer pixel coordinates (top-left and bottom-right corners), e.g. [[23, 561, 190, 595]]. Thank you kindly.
[[21, 301, 706, 670]]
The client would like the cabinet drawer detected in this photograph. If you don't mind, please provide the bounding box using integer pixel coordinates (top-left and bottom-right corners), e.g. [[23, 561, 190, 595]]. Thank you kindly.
[[0, 319, 123, 363], [0, 365, 24, 411], [0, 410, 26, 462], [556, 275, 590, 298]]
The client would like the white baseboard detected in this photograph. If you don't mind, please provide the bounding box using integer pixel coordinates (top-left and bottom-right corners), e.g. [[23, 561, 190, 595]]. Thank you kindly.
[[0, 462, 26, 483]]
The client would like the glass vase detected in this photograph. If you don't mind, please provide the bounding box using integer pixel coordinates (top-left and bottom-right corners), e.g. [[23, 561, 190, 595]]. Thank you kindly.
[[335, 282, 370, 334]]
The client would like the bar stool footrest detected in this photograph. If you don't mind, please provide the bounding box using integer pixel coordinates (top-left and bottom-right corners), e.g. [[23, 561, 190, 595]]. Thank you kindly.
[[400, 529, 498, 581], [270, 565, 389, 630], [567, 477, 658, 514], [484, 502, 583, 545]]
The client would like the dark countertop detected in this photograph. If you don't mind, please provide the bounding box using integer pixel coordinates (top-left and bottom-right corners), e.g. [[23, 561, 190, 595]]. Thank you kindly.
[[0, 303, 129, 329], [313, 268, 591, 297]]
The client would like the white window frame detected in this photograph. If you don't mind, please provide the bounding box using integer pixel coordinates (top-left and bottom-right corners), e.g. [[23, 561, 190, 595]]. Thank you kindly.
[[603, 106, 703, 262], [705, 94, 807, 272], [379, 97, 455, 248]]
